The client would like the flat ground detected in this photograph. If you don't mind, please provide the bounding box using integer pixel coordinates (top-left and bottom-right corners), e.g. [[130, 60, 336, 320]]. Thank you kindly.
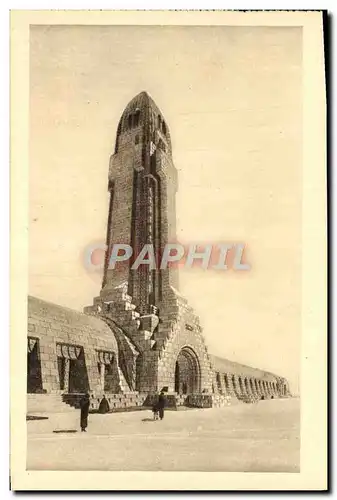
[[27, 398, 300, 472]]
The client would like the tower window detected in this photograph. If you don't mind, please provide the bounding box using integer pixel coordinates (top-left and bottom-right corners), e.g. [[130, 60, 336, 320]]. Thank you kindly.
[[133, 109, 141, 127], [135, 135, 139, 145], [128, 114, 132, 129], [157, 115, 162, 128], [162, 121, 167, 135]]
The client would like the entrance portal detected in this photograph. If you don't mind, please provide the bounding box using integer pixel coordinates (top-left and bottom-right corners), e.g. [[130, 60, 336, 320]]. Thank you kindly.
[[27, 337, 43, 393], [174, 347, 201, 394], [56, 343, 89, 393], [68, 355, 90, 393]]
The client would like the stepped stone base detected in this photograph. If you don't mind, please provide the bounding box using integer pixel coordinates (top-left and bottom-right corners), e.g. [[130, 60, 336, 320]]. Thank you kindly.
[[186, 393, 235, 408], [63, 392, 148, 411], [27, 392, 247, 417], [27, 393, 78, 415], [143, 393, 178, 409]]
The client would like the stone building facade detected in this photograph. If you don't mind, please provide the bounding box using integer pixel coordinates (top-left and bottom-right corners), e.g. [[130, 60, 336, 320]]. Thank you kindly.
[[27, 92, 291, 410]]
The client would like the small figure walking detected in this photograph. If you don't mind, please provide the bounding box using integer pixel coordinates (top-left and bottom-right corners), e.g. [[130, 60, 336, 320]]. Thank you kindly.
[[152, 401, 159, 420], [79, 392, 90, 432], [157, 390, 166, 420]]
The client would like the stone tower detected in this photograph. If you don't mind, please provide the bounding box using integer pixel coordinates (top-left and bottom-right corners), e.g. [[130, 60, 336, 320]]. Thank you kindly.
[[85, 92, 214, 394], [102, 91, 179, 312]]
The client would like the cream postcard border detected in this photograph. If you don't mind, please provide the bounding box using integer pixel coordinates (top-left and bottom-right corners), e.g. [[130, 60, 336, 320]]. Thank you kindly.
[[10, 10, 327, 491]]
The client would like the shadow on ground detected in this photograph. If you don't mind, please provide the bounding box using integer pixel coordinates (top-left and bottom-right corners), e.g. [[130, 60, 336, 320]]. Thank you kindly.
[[26, 415, 49, 421], [52, 430, 78, 434]]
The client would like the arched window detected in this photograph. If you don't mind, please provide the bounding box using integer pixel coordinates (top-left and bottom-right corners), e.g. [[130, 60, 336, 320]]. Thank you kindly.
[[157, 115, 162, 128], [162, 121, 167, 135], [224, 374, 229, 389], [128, 114, 132, 129], [135, 135, 139, 145], [133, 109, 141, 127]]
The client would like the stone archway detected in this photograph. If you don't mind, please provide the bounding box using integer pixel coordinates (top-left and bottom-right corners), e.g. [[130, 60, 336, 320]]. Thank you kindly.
[[174, 346, 201, 394]]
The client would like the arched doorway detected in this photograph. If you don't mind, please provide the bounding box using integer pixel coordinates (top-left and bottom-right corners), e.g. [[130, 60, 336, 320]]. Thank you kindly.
[[174, 347, 201, 394]]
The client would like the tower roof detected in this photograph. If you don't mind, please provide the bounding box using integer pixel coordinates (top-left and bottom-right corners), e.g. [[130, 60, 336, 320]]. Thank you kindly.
[[115, 91, 172, 151], [123, 91, 162, 118]]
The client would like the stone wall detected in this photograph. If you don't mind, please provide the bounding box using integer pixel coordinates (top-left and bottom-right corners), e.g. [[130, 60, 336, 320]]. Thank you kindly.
[[83, 284, 291, 400], [210, 355, 291, 400], [85, 281, 214, 394], [27, 296, 125, 394], [154, 287, 214, 393], [29, 294, 290, 404]]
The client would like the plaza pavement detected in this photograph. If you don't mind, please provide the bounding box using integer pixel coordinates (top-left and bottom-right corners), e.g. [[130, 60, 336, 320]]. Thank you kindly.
[[27, 397, 300, 472]]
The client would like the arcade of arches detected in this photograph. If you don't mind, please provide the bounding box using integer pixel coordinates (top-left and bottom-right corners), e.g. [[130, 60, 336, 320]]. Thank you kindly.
[[214, 370, 289, 400], [172, 348, 289, 400]]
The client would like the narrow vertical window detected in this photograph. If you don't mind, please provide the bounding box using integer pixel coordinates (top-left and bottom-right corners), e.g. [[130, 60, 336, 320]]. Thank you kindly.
[[134, 109, 140, 127]]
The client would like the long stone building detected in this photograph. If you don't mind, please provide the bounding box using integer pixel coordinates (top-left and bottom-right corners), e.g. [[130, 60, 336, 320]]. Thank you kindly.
[[27, 92, 290, 412]]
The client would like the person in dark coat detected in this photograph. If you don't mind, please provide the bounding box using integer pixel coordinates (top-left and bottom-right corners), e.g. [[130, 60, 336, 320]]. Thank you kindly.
[[98, 395, 110, 414], [157, 390, 166, 420], [79, 393, 90, 432], [152, 402, 159, 420]]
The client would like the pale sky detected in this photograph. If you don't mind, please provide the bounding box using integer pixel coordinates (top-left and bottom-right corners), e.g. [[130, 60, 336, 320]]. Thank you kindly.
[[29, 25, 302, 393]]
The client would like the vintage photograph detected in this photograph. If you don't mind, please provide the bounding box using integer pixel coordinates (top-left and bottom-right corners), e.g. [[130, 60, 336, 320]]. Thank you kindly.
[[10, 10, 327, 491]]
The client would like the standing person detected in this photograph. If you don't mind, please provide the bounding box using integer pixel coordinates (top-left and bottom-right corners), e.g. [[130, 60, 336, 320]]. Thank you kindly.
[[157, 390, 166, 420], [79, 392, 90, 432], [98, 395, 110, 414]]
